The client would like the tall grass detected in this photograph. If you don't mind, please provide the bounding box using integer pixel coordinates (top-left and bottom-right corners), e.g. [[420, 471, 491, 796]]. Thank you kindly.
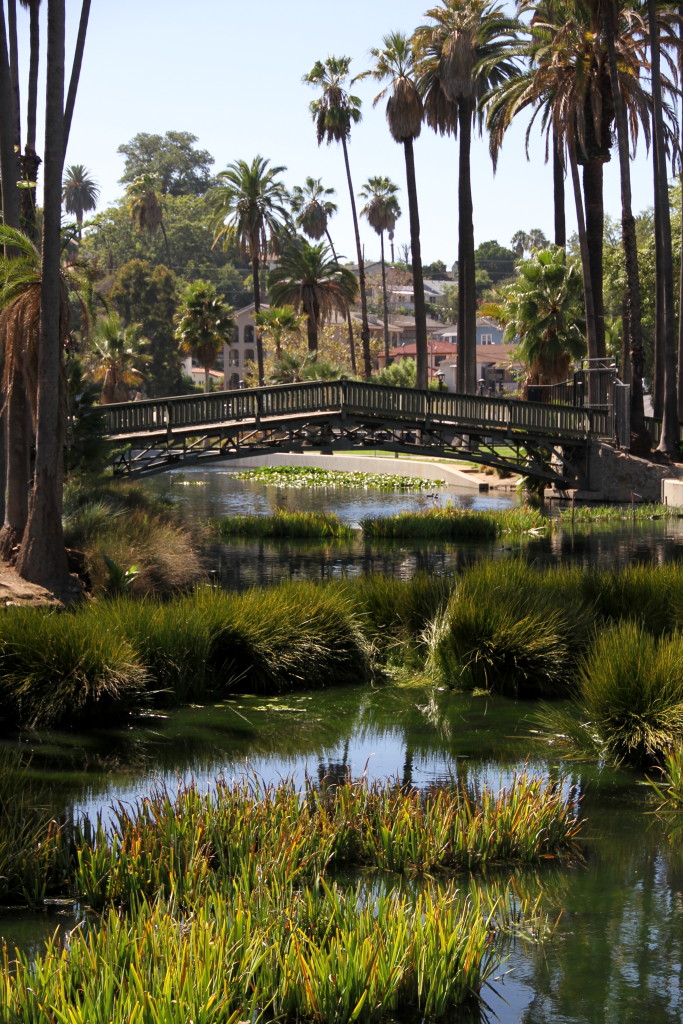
[[426, 561, 593, 698], [361, 504, 547, 540], [214, 509, 355, 540], [556, 502, 680, 523]]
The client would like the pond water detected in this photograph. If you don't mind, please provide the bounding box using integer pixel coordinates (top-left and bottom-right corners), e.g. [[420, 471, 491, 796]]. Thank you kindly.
[[3, 467, 683, 1021], [2, 685, 683, 1023]]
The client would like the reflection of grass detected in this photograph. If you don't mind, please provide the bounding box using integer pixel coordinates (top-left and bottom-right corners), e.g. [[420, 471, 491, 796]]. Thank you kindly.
[[557, 502, 681, 523]]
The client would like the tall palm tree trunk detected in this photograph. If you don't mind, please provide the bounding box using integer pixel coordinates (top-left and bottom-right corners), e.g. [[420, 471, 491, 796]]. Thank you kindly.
[[0, 1, 30, 559], [379, 230, 390, 366], [251, 253, 265, 385], [341, 137, 371, 378], [604, 0, 647, 449], [678, 22, 683, 421], [325, 227, 356, 373], [568, 142, 599, 362], [7, 0, 20, 149], [403, 137, 428, 390], [648, 0, 677, 454], [582, 160, 606, 360], [17, 0, 69, 591], [63, 0, 90, 155], [457, 102, 476, 394], [552, 130, 566, 248]]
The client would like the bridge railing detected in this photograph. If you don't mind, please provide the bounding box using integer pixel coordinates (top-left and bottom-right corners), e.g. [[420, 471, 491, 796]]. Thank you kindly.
[[103, 380, 612, 443]]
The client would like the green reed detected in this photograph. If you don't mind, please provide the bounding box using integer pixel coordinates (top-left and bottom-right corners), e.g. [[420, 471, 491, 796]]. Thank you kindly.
[[361, 504, 546, 540], [214, 509, 356, 540], [556, 502, 681, 523]]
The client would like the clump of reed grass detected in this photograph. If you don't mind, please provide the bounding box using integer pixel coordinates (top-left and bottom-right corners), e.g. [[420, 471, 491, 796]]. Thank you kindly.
[[571, 622, 683, 767], [579, 564, 683, 636], [0, 606, 148, 728], [361, 503, 547, 539], [557, 502, 680, 523], [426, 560, 591, 698], [213, 508, 355, 540], [0, 881, 496, 1024]]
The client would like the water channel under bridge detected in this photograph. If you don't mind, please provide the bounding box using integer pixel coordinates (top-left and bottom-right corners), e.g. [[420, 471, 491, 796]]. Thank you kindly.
[[102, 380, 630, 487]]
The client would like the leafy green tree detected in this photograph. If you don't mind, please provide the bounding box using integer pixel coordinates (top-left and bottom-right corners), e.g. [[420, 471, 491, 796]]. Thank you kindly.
[[360, 30, 429, 390], [117, 130, 215, 196], [475, 239, 517, 285], [414, 0, 519, 394], [209, 155, 289, 385], [110, 259, 180, 396], [62, 163, 99, 238], [269, 350, 349, 384], [422, 259, 449, 280], [88, 312, 148, 404], [360, 176, 401, 366], [304, 55, 372, 378], [174, 281, 234, 392], [269, 238, 358, 354], [482, 246, 585, 386]]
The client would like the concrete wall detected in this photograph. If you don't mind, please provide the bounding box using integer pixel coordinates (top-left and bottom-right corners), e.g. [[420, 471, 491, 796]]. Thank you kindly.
[[563, 442, 682, 503]]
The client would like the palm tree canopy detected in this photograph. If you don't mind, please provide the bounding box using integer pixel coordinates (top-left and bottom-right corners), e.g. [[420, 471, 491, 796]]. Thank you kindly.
[[254, 305, 306, 336], [125, 174, 165, 234], [481, 245, 585, 382], [269, 238, 358, 325], [359, 31, 424, 144], [486, 1, 676, 169], [62, 164, 99, 224], [174, 280, 235, 371], [209, 155, 289, 259], [413, 0, 521, 135], [303, 56, 362, 145], [291, 177, 337, 241], [359, 176, 401, 236]]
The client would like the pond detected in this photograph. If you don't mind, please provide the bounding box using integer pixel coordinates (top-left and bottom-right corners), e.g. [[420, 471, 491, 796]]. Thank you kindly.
[[2, 684, 682, 1023]]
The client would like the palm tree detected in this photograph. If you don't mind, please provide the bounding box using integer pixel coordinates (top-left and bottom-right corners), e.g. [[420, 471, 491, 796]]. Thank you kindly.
[[89, 313, 147, 404], [359, 176, 401, 367], [253, 305, 305, 361], [268, 237, 358, 354], [125, 173, 170, 258], [359, 31, 429, 390], [481, 245, 585, 387], [62, 163, 99, 238], [413, 0, 520, 395], [209, 155, 289, 385], [303, 56, 372, 378], [174, 281, 235, 392], [291, 176, 357, 372]]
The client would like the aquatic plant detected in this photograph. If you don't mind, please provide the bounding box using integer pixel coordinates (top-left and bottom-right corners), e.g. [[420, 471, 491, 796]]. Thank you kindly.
[[234, 464, 443, 490], [213, 508, 355, 540], [556, 502, 681, 523], [361, 504, 547, 539]]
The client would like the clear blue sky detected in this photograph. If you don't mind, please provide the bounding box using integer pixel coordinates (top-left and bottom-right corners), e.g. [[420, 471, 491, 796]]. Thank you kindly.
[[18, 0, 655, 266]]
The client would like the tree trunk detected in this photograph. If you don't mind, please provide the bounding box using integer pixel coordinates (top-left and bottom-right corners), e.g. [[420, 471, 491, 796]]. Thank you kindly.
[[63, 0, 90, 157], [16, 0, 70, 592], [552, 129, 566, 248], [26, 0, 39, 153], [678, 21, 683, 422], [341, 137, 371, 378], [582, 159, 606, 360], [325, 227, 356, 373], [0, 1, 29, 559], [648, 0, 678, 454], [457, 101, 476, 394], [568, 142, 599, 363], [604, 0, 647, 449], [251, 254, 264, 385], [379, 230, 390, 366], [404, 137, 428, 390], [7, 0, 20, 149]]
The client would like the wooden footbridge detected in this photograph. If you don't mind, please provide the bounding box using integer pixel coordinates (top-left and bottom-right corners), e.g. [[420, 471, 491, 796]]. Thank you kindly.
[[102, 379, 630, 486]]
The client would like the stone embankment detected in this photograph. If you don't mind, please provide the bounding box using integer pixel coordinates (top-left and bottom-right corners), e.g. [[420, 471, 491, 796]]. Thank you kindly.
[[552, 441, 682, 503]]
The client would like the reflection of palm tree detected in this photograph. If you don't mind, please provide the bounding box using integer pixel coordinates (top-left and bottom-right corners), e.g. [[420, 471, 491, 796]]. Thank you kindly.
[[304, 56, 372, 378], [209, 155, 289, 385], [360, 176, 401, 368], [359, 31, 429, 389], [62, 163, 99, 238], [269, 237, 358, 354]]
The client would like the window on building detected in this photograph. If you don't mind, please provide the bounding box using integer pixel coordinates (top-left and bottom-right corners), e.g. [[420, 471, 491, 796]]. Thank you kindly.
[[229, 351, 240, 367], [228, 373, 240, 390], [244, 325, 254, 346], [480, 333, 493, 345], [244, 349, 255, 363]]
